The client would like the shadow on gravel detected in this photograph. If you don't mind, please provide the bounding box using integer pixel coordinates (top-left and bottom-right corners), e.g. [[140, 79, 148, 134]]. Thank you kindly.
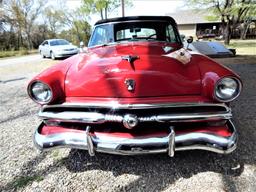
[[62, 64, 256, 191], [1, 64, 255, 191], [0, 152, 62, 191]]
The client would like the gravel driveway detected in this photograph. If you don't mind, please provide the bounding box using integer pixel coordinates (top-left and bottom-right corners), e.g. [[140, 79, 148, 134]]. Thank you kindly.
[[0, 56, 255, 192]]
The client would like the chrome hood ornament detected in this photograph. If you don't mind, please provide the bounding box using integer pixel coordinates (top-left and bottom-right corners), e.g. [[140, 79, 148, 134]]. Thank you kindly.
[[125, 79, 136, 92], [122, 55, 139, 63]]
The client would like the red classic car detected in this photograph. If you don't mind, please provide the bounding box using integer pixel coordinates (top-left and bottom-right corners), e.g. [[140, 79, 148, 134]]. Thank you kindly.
[[28, 16, 242, 157]]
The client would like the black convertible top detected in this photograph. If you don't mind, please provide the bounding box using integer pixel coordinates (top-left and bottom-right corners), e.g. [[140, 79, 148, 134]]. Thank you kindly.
[[95, 16, 177, 26]]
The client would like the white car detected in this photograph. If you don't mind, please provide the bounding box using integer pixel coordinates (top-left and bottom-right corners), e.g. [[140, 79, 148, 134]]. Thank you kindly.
[[39, 39, 79, 60]]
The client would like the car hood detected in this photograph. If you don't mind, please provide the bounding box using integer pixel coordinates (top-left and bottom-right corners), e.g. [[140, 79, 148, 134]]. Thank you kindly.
[[65, 42, 201, 97]]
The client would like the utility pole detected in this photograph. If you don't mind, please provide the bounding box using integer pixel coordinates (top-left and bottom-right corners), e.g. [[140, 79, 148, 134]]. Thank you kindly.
[[121, 0, 125, 17]]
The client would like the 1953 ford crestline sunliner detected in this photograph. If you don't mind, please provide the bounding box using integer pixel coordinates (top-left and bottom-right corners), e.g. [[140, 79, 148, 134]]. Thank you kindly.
[[28, 16, 242, 157]]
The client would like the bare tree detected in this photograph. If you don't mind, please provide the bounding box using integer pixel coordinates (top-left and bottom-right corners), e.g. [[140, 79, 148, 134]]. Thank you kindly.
[[3, 0, 46, 49], [43, 6, 67, 38], [81, 0, 132, 20]]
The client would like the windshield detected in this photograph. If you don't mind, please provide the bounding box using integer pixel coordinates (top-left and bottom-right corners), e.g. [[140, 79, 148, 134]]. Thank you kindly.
[[88, 21, 181, 47], [50, 39, 70, 46]]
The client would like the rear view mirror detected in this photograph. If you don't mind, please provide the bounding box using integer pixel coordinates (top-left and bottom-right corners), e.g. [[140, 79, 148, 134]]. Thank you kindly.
[[135, 28, 141, 32], [130, 28, 141, 33]]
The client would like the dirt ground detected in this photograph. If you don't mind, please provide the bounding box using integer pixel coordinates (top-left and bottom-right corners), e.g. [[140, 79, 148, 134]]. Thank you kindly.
[[0, 54, 255, 192], [214, 55, 256, 65]]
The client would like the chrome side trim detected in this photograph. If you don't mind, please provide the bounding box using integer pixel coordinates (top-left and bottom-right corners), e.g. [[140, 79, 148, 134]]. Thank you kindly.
[[33, 120, 237, 156]]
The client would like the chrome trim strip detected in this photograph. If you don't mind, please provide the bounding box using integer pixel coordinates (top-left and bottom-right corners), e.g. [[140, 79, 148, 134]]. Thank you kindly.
[[156, 112, 232, 122], [33, 120, 237, 156], [39, 103, 232, 124], [41, 102, 230, 110], [39, 111, 232, 124]]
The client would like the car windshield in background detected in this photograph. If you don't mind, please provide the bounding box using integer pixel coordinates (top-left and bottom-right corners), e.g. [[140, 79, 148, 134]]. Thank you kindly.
[[50, 40, 70, 46], [88, 21, 180, 47]]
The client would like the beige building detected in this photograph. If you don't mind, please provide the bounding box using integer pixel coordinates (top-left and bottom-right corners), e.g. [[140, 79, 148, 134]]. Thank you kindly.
[[166, 10, 221, 38]]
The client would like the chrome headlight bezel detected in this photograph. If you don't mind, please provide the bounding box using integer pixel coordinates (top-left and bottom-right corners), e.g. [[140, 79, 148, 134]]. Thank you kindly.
[[214, 77, 242, 102], [28, 81, 53, 104]]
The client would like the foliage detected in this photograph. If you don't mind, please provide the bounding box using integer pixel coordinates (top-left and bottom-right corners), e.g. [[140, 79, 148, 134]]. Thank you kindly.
[[11, 175, 44, 189], [43, 6, 67, 38], [0, 49, 37, 58], [2, 0, 46, 49], [0, 0, 92, 51], [63, 8, 92, 45], [186, 0, 256, 44], [81, 0, 132, 19]]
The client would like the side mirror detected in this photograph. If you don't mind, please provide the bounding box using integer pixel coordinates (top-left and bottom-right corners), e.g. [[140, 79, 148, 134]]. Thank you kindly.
[[186, 36, 193, 44], [186, 36, 193, 49], [80, 41, 84, 48]]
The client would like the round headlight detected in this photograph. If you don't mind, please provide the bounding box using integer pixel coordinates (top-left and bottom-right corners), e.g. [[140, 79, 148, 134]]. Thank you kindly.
[[215, 77, 241, 102], [30, 81, 52, 104]]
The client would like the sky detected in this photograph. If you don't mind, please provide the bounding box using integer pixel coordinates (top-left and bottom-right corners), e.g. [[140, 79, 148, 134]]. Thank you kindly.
[[66, 0, 185, 25]]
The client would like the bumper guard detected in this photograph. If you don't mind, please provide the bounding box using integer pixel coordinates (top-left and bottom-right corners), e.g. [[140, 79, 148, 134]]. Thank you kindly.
[[33, 120, 237, 157]]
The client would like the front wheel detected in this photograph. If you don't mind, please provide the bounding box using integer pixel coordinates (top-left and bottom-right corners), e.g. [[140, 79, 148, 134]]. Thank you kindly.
[[40, 51, 45, 58], [50, 51, 55, 60]]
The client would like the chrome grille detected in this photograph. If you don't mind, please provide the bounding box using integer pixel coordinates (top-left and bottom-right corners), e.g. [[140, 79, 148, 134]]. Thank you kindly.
[[39, 103, 232, 125]]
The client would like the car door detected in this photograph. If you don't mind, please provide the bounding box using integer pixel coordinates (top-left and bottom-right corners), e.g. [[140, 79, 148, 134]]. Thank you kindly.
[[40, 41, 47, 56], [43, 41, 50, 56], [40, 41, 45, 54]]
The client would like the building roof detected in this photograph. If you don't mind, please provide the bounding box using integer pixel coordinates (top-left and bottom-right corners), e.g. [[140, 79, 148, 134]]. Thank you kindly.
[[166, 10, 220, 25], [95, 16, 177, 25]]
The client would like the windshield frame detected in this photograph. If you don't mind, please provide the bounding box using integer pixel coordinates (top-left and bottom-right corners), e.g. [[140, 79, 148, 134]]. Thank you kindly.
[[88, 20, 183, 48]]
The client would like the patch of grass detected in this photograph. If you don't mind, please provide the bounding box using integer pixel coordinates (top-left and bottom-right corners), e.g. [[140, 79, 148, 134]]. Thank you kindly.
[[11, 175, 44, 189], [51, 150, 63, 160], [0, 49, 37, 58], [227, 39, 256, 55], [0, 59, 58, 78]]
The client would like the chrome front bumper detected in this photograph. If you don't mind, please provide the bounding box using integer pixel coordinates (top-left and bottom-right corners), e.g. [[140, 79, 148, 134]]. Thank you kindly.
[[33, 120, 237, 157]]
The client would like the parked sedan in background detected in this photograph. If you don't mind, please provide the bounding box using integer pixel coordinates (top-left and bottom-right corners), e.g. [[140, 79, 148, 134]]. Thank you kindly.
[[39, 39, 78, 60]]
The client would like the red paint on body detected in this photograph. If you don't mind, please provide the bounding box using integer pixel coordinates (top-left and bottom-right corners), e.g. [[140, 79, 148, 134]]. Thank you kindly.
[[28, 41, 241, 103], [65, 42, 201, 97], [41, 124, 232, 138]]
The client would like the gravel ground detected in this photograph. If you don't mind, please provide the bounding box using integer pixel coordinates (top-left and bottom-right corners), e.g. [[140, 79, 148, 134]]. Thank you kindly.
[[0, 56, 255, 192]]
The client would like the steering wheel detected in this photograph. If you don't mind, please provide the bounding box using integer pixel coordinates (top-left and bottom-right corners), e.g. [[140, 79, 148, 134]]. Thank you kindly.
[[146, 34, 156, 40]]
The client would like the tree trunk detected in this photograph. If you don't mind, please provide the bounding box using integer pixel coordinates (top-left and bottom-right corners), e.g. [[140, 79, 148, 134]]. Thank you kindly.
[[100, 9, 103, 20], [224, 21, 231, 45], [105, 7, 107, 19], [26, 29, 32, 50], [105, 3, 108, 19], [240, 20, 251, 40]]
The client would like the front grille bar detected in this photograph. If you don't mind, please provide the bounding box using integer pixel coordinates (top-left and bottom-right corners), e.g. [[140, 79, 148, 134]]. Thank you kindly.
[[39, 102, 232, 124]]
